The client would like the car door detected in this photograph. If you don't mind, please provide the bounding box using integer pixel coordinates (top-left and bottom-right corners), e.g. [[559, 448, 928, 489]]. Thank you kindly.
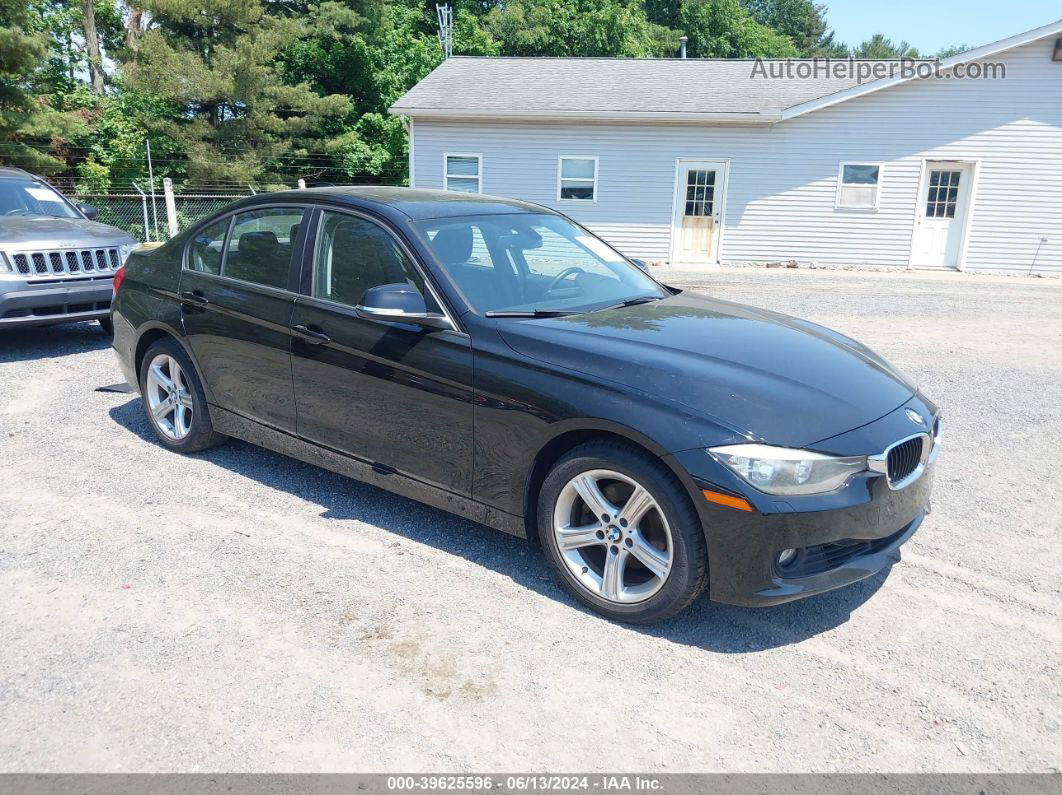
[[290, 207, 474, 496], [180, 205, 308, 432]]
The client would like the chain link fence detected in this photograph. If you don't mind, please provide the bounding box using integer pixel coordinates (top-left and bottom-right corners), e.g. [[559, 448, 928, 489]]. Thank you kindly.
[[76, 194, 159, 242], [73, 191, 251, 243], [171, 195, 248, 236]]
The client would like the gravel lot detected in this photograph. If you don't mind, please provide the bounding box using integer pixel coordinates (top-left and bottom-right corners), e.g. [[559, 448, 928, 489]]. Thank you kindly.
[[0, 267, 1059, 773]]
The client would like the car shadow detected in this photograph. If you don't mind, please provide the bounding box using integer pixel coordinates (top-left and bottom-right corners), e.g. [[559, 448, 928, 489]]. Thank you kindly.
[[108, 397, 891, 653], [0, 321, 111, 363]]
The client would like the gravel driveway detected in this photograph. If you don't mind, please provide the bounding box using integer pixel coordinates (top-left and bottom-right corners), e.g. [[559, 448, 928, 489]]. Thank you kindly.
[[0, 267, 1058, 773]]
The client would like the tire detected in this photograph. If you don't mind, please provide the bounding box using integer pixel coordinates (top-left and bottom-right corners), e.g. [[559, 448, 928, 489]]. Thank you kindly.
[[138, 337, 227, 453], [97, 316, 113, 336], [537, 440, 708, 623]]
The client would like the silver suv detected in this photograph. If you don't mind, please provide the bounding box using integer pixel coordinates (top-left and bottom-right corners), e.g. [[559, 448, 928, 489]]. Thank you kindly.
[[0, 166, 137, 332]]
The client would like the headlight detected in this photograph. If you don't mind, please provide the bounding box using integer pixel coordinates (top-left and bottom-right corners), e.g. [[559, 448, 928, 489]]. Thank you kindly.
[[118, 244, 134, 263], [708, 443, 866, 496], [0, 252, 10, 273]]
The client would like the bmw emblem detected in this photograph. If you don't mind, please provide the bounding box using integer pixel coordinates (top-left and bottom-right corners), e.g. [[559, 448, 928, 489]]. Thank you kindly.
[[906, 408, 926, 426]]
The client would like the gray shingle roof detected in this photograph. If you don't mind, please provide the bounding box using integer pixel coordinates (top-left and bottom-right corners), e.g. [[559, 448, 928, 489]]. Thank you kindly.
[[390, 56, 886, 119]]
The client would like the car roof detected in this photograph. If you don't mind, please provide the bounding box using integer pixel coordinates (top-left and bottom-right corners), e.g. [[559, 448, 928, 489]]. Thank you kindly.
[[238, 186, 551, 221], [0, 166, 34, 180]]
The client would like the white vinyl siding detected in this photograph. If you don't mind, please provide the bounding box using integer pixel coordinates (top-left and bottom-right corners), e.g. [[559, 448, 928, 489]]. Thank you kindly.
[[412, 36, 1062, 273], [444, 153, 481, 193]]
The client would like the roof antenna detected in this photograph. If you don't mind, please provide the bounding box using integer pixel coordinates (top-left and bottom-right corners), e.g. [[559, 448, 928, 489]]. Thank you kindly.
[[436, 3, 453, 59], [679, 35, 688, 59]]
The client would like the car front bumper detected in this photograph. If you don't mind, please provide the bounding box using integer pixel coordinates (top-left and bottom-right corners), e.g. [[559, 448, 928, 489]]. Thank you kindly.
[[665, 396, 938, 607], [0, 276, 114, 327]]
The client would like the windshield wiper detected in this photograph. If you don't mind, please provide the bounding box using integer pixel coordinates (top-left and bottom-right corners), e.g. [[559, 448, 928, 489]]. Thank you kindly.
[[591, 295, 664, 312], [484, 308, 581, 318]]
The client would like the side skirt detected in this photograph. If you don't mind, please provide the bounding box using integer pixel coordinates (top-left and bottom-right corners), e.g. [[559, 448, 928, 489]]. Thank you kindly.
[[210, 405, 526, 539]]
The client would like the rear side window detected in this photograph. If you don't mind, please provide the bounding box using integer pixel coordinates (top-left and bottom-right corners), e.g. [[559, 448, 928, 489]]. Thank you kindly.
[[188, 217, 230, 275], [222, 208, 305, 289]]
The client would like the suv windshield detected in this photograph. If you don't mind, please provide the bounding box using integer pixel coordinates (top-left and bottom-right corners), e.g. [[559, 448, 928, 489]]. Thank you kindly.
[[0, 178, 79, 219], [415, 213, 667, 315]]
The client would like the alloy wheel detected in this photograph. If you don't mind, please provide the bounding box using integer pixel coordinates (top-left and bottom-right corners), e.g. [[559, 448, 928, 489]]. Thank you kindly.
[[145, 353, 194, 441], [552, 469, 674, 604]]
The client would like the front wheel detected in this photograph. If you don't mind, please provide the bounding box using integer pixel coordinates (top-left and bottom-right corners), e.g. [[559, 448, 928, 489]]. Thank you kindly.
[[537, 440, 708, 623], [138, 338, 227, 453]]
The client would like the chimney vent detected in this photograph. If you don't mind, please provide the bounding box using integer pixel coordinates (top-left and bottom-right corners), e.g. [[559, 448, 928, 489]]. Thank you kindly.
[[679, 35, 688, 59]]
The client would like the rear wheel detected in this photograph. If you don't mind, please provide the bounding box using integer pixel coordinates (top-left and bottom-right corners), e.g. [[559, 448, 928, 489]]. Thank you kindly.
[[138, 338, 226, 453], [537, 440, 708, 623]]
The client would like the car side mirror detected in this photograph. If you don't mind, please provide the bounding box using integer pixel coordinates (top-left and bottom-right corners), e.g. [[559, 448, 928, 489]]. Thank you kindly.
[[355, 283, 453, 330], [77, 203, 98, 220], [630, 258, 649, 272]]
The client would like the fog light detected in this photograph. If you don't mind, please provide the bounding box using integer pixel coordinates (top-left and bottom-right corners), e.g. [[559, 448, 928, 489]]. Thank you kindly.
[[777, 548, 798, 567]]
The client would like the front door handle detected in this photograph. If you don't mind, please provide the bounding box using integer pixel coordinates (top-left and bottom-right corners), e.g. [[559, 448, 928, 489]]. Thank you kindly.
[[179, 291, 209, 306], [293, 324, 331, 345]]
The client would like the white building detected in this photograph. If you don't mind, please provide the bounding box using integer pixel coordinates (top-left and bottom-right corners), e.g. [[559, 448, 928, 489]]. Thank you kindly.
[[390, 20, 1062, 274]]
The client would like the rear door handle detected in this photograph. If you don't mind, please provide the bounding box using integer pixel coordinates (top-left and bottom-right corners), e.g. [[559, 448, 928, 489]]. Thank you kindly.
[[293, 324, 331, 345], [179, 291, 209, 306]]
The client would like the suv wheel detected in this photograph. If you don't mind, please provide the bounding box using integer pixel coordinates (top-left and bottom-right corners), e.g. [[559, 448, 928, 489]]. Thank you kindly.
[[138, 338, 227, 453], [97, 317, 113, 336], [537, 440, 708, 623]]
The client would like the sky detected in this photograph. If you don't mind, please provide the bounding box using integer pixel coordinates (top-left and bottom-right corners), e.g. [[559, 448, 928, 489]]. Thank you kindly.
[[823, 0, 1061, 55]]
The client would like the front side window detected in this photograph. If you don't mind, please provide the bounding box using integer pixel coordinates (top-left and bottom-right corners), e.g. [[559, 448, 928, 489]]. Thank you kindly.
[[445, 154, 481, 193], [0, 178, 79, 218], [416, 213, 665, 315], [558, 157, 597, 201], [222, 208, 305, 289], [188, 217, 230, 275], [313, 211, 425, 308], [836, 163, 881, 209]]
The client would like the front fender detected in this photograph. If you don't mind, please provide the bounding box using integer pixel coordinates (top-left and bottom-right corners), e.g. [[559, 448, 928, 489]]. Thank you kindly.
[[470, 326, 746, 517]]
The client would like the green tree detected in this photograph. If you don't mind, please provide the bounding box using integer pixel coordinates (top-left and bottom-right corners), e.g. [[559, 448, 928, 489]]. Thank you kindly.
[[680, 0, 797, 58], [279, 0, 451, 183], [645, 0, 681, 29], [935, 44, 969, 59], [742, 0, 825, 54], [482, 0, 678, 57], [120, 0, 359, 185], [812, 29, 849, 57], [852, 33, 919, 59], [62, 85, 187, 191], [27, 0, 124, 96], [0, 0, 85, 173]]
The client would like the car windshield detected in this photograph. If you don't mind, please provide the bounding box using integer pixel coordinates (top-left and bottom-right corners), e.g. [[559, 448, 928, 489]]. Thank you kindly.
[[414, 213, 667, 315], [0, 178, 80, 219]]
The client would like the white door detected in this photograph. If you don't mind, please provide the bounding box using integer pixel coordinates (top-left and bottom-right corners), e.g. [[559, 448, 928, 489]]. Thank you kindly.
[[670, 160, 726, 265], [910, 163, 974, 269]]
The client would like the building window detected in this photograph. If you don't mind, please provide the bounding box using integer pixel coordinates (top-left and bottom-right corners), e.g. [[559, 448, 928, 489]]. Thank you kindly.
[[925, 169, 961, 218], [444, 154, 481, 193], [836, 162, 882, 209], [558, 156, 598, 201]]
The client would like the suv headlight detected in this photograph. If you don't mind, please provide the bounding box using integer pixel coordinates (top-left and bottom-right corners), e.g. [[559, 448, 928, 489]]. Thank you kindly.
[[118, 244, 134, 263], [708, 444, 867, 496], [0, 252, 11, 273]]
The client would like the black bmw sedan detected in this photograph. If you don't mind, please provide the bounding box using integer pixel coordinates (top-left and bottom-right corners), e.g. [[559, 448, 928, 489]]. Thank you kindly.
[[111, 187, 939, 624]]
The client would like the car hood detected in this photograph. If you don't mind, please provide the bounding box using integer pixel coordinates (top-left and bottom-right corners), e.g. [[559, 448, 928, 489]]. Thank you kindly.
[[0, 216, 135, 249], [496, 292, 917, 448]]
